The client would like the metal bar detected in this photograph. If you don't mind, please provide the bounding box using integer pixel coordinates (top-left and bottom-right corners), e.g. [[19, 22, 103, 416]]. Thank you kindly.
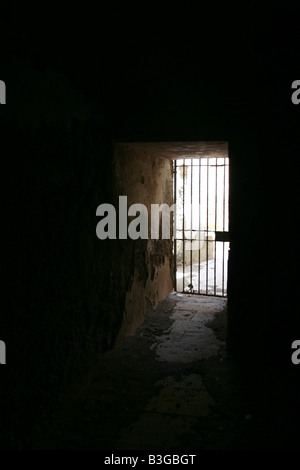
[[206, 158, 209, 295], [198, 157, 201, 293], [179, 163, 225, 167], [214, 159, 217, 295], [226, 158, 229, 295], [227, 157, 229, 233], [174, 238, 200, 241], [222, 157, 225, 296], [174, 159, 177, 292], [190, 159, 193, 289], [182, 158, 185, 291]]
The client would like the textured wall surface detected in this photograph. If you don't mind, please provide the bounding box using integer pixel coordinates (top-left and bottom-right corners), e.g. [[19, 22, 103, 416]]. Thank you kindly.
[[113, 144, 173, 343], [1, 64, 175, 447], [1, 62, 124, 446]]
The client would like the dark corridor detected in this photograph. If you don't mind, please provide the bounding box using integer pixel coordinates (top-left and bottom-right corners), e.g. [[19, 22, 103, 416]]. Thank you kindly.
[[1, 4, 299, 453]]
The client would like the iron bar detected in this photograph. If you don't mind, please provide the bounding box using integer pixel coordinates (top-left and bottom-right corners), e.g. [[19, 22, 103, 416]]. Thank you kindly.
[[214, 159, 217, 295], [182, 158, 185, 290], [206, 158, 209, 295], [174, 159, 177, 292], [198, 157, 201, 293], [222, 157, 226, 296], [190, 160, 193, 289]]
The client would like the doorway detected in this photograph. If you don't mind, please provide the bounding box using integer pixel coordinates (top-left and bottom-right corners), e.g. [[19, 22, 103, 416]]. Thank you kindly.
[[173, 155, 229, 296]]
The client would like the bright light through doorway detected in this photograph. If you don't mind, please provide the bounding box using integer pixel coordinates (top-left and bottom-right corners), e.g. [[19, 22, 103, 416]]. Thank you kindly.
[[173, 156, 229, 296]]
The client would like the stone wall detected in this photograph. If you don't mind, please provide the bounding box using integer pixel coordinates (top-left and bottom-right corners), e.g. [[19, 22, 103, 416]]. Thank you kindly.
[[113, 144, 173, 343], [1, 65, 174, 446]]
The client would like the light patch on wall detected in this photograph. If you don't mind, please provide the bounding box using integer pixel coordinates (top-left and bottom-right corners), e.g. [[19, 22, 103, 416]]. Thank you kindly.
[[0, 340, 6, 364], [0, 80, 6, 104]]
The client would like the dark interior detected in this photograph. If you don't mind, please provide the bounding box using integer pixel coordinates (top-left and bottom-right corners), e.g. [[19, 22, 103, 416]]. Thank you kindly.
[[1, 4, 299, 450]]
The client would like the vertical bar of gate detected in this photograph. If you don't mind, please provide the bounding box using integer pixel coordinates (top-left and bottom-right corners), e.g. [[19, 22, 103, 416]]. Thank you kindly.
[[174, 159, 177, 292], [190, 159, 193, 289], [222, 157, 226, 296], [214, 159, 217, 295], [206, 158, 209, 295], [198, 158, 201, 293], [182, 158, 185, 291], [226, 158, 229, 295]]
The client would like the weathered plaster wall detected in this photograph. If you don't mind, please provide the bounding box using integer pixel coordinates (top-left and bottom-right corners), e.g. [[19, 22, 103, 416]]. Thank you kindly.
[[113, 144, 173, 343]]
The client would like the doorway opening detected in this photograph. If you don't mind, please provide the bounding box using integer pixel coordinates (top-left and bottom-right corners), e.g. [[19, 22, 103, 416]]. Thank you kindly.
[[113, 140, 229, 330], [173, 154, 229, 296]]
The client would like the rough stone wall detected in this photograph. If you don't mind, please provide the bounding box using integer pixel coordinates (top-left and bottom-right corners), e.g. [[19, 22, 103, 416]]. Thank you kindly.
[[2, 117, 119, 446], [1, 61, 131, 447], [1, 68, 174, 445], [113, 144, 174, 343]]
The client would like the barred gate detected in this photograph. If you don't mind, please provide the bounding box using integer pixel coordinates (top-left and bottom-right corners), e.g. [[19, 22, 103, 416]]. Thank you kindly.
[[173, 156, 229, 296]]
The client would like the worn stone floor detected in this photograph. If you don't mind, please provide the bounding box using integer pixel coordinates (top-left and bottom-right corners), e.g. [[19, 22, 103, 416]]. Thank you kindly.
[[34, 293, 299, 450]]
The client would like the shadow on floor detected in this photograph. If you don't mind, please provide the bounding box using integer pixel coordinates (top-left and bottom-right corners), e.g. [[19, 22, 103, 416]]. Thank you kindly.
[[33, 294, 299, 450]]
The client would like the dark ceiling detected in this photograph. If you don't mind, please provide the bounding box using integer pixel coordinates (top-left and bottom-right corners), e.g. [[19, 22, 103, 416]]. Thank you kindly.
[[1, 4, 299, 140]]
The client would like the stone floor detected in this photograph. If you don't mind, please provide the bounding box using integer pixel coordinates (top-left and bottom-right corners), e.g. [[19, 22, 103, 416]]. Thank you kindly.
[[34, 293, 299, 450]]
